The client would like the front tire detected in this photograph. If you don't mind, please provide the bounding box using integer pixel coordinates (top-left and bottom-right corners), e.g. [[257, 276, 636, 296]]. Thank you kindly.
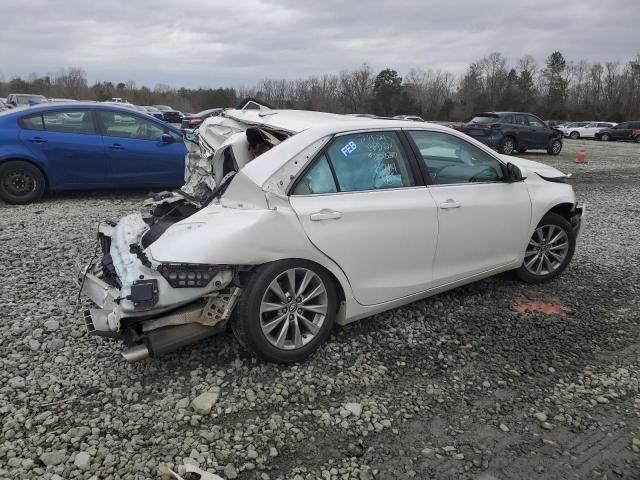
[[547, 139, 563, 155], [0, 160, 46, 204], [231, 260, 337, 363], [569, 131, 580, 139], [499, 136, 516, 155], [515, 213, 576, 284], [600, 133, 611, 142]]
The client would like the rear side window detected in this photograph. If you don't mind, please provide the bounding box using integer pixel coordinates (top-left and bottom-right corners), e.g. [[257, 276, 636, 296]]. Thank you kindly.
[[469, 115, 498, 124], [630, 122, 640, 129], [513, 114, 527, 125], [42, 110, 96, 135], [19, 114, 44, 130], [292, 154, 337, 195], [292, 131, 415, 194]]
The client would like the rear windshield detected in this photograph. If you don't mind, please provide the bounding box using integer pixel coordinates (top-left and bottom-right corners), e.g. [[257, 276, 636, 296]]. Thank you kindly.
[[469, 115, 498, 124]]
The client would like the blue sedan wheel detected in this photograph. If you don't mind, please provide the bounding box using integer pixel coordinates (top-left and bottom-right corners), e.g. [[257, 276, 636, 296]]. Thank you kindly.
[[0, 160, 47, 204]]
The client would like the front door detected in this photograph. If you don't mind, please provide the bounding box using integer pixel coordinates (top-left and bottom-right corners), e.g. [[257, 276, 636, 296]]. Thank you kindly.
[[524, 115, 550, 149], [96, 110, 185, 186], [406, 130, 531, 285], [289, 131, 439, 305]]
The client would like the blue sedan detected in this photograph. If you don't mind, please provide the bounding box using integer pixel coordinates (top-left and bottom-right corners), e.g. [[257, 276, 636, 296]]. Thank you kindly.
[[0, 102, 187, 203]]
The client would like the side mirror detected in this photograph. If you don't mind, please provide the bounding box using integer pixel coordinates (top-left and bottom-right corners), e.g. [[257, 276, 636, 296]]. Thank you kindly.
[[161, 133, 175, 143], [506, 162, 526, 182]]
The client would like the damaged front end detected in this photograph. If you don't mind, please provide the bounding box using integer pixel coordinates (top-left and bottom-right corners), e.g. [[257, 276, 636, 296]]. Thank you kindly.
[[78, 214, 244, 362]]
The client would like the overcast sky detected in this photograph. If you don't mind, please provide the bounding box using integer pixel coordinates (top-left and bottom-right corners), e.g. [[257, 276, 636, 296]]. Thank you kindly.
[[2, 0, 639, 88]]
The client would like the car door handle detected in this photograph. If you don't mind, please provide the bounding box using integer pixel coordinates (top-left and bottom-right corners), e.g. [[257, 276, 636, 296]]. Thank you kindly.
[[28, 137, 47, 144], [310, 209, 342, 221], [439, 199, 461, 209], [109, 144, 123, 150]]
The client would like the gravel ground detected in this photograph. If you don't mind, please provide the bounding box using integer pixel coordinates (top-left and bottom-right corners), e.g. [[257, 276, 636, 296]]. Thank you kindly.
[[1, 139, 639, 480]]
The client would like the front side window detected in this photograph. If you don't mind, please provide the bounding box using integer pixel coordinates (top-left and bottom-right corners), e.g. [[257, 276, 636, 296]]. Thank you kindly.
[[292, 132, 415, 194], [616, 122, 628, 129], [42, 110, 96, 134], [409, 130, 505, 185], [98, 111, 165, 140], [527, 115, 545, 128]]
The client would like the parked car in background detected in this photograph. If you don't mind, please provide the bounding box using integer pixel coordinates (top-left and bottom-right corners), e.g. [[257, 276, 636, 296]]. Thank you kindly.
[[564, 122, 617, 139], [153, 105, 183, 123], [78, 108, 584, 363], [49, 98, 78, 103], [460, 112, 563, 155], [595, 121, 640, 142], [555, 121, 590, 137], [181, 108, 223, 129], [6, 93, 48, 107], [0, 102, 186, 204], [394, 115, 425, 122], [143, 106, 166, 120], [0, 99, 9, 111]]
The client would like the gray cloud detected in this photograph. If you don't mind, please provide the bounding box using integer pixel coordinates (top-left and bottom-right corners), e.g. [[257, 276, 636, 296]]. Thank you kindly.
[[1, 0, 639, 87]]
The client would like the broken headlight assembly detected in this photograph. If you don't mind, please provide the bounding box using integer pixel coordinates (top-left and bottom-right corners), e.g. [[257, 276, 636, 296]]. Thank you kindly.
[[158, 263, 220, 288]]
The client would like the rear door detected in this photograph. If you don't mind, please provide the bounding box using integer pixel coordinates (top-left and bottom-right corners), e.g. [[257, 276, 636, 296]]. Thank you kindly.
[[406, 129, 531, 285], [96, 110, 185, 186], [612, 122, 632, 140], [289, 130, 439, 305], [18, 108, 106, 186]]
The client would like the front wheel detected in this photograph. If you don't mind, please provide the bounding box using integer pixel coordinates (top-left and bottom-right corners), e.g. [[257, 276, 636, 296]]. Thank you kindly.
[[499, 137, 516, 155], [600, 133, 611, 142], [547, 139, 563, 155], [515, 213, 576, 284], [569, 131, 580, 139], [0, 160, 47, 204], [231, 260, 337, 363]]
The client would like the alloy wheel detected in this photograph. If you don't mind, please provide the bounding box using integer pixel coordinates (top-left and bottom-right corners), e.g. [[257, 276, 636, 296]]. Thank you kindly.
[[523, 225, 569, 276], [601, 133, 610, 141], [502, 139, 514, 155], [551, 141, 562, 154], [259, 268, 328, 350]]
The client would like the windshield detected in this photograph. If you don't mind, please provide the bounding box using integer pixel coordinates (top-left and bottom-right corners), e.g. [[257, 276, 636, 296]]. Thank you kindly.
[[469, 115, 498, 124], [155, 105, 172, 111], [17, 95, 46, 104]]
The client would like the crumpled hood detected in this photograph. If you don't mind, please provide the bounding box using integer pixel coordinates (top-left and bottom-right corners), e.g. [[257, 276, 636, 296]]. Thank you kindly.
[[498, 154, 568, 178]]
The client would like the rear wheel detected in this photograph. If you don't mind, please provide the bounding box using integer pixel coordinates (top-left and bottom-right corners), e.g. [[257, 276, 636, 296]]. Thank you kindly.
[[0, 160, 46, 204], [569, 131, 580, 139], [231, 260, 337, 363], [600, 133, 611, 141], [547, 139, 563, 155], [499, 137, 516, 155], [515, 213, 576, 284]]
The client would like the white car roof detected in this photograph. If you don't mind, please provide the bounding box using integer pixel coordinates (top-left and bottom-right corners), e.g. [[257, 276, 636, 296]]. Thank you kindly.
[[208, 108, 461, 192]]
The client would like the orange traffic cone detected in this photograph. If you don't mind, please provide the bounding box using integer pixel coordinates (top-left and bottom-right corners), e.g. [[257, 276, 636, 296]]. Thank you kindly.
[[576, 149, 586, 164]]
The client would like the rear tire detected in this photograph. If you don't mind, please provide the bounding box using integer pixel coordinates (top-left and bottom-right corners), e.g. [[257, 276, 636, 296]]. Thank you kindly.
[[498, 136, 516, 155], [515, 213, 576, 284], [547, 139, 563, 155], [231, 259, 337, 363], [569, 131, 580, 139], [0, 160, 46, 204], [600, 133, 611, 142]]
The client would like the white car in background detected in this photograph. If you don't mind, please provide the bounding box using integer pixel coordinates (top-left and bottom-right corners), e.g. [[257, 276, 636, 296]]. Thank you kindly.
[[78, 106, 584, 364], [564, 122, 617, 139]]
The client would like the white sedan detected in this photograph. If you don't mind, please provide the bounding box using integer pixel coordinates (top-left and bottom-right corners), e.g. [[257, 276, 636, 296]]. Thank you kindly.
[[78, 105, 584, 363], [565, 122, 617, 139]]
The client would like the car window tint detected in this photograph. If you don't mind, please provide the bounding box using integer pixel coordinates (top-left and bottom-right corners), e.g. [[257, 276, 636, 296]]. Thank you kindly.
[[630, 122, 640, 129], [324, 132, 415, 192], [98, 111, 165, 140], [409, 130, 505, 185], [292, 154, 337, 195], [19, 114, 44, 130], [527, 115, 545, 128], [42, 110, 96, 134], [513, 114, 527, 125]]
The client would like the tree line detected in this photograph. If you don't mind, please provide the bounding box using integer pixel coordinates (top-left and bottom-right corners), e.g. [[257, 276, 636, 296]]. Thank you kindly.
[[2, 51, 640, 121]]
